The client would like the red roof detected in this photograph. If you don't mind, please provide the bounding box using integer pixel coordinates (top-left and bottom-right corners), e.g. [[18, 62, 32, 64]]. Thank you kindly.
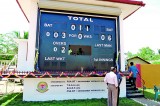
[[101, 0, 145, 6]]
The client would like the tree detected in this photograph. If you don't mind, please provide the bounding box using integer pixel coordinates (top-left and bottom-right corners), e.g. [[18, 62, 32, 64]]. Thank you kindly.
[[0, 32, 19, 60], [125, 47, 160, 64], [158, 49, 160, 54], [125, 51, 136, 59], [137, 47, 156, 61]]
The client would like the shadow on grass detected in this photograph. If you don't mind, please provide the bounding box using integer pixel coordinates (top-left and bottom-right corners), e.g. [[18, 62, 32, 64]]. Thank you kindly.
[[0, 93, 143, 106]]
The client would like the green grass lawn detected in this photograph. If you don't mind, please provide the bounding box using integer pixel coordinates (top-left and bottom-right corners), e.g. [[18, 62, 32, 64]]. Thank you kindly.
[[0, 93, 143, 106], [143, 89, 160, 101]]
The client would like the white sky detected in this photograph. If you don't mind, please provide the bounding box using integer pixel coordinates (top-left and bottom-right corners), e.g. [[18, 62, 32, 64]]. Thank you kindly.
[[0, 0, 28, 33], [123, 0, 160, 53], [0, 0, 160, 54]]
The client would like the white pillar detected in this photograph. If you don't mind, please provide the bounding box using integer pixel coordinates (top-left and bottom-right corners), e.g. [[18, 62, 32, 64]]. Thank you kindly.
[[16, 39, 28, 71], [26, 1, 38, 71], [119, 15, 125, 71]]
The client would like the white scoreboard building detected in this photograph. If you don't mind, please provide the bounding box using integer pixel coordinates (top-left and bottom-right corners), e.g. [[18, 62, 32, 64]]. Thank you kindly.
[[15, 0, 145, 101]]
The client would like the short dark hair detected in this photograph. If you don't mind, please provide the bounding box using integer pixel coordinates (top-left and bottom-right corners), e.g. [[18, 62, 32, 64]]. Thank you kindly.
[[130, 62, 134, 66]]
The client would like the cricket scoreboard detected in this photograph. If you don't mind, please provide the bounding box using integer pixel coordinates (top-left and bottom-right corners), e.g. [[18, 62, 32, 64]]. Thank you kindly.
[[38, 11, 119, 72]]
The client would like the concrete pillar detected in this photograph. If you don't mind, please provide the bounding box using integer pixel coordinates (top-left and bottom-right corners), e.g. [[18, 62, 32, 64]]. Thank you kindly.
[[26, 0, 38, 71], [119, 15, 125, 71], [16, 39, 28, 71]]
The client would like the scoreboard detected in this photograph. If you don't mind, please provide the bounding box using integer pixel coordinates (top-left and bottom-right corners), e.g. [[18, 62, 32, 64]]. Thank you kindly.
[[38, 11, 119, 72]]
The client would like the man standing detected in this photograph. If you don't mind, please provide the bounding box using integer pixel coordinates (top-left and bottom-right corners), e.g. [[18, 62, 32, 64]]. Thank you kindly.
[[68, 45, 73, 55], [129, 62, 138, 90], [104, 67, 118, 106], [114, 67, 122, 106]]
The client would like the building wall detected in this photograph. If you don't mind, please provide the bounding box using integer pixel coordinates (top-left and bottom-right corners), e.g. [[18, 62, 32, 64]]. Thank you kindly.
[[16, 39, 28, 71], [16, 0, 38, 71], [128, 58, 149, 65], [141, 64, 160, 88], [23, 77, 126, 101]]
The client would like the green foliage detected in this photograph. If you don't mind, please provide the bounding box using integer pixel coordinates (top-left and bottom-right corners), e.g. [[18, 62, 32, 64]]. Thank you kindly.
[[12, 31, 20, 38], [0, 55, 14, 60], [12, 31, 29, 39], [126, 47, 160, 64], [151, 61, 160, 64], [0, 93, 143, 106], [125, 51, 137, 59], [137, 47, 156, 61], [158, 49, 160, 54], [0, 32, 18, 55], [24, 31, 29, 39], [0, 31, 28, 60]]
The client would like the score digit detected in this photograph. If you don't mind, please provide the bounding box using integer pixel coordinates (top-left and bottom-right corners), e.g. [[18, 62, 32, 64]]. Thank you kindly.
[[101, 34, 105, 40], [62, 32, 66, 38], [54, 32, 58, 38], [61, 47, 66, 53], [71, 24, 76, 30], [53, 47, 58, 52], [85, 25, 90, 31]]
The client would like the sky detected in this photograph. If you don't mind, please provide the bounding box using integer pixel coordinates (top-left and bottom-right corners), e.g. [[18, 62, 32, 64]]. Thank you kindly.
[[0, 0, 28, 33], [123, 0, 160, 53], [0, 0, 160, 54]]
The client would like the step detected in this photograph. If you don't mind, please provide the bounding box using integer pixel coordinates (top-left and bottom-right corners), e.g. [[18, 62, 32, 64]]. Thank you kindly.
[[126, 86, 138, 90], [126, 80, 130, 82], [126, 80, 131, 84], [127, 93, 144, 98], [127, 90, 141, 94], [126, 83, 132, 87]]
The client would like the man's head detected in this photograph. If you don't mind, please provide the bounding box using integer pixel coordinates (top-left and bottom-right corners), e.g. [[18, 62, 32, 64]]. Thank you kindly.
[[130, 62, 134, 66], [110, 67, 116, 72]]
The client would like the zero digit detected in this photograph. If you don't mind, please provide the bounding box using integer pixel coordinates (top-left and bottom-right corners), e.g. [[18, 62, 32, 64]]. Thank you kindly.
[[78, 33, 83, 39], [71, 24, 76, 30], [101, 34, 105, 40], [53, 47, 58, 52], [54, 32, 58, 38]]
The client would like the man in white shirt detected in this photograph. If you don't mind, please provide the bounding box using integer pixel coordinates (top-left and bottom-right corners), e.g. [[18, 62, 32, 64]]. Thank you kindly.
[[104, 67, 118, 106]]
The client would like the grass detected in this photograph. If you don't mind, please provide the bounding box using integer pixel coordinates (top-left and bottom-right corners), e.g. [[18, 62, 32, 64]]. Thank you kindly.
[[0, 93, 143, 106], [143, 89, 160, 101]]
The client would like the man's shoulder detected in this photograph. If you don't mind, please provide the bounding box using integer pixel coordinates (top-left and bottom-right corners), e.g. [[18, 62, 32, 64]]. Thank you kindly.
[[130, 66, 136, 69]]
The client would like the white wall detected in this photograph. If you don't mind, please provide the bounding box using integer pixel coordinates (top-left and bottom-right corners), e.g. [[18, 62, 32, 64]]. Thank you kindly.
[[23, 77, 126, 101], [16, 39, 28, 71], [26, 0, 38, 71], [16, 0, 38, 72], [119, 15, 125, 71]]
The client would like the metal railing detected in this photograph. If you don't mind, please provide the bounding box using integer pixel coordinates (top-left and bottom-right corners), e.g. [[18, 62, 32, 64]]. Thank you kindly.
[[137, 72, 146, 96], [0, 54, 17, 72], [5, 54, 17, 71]]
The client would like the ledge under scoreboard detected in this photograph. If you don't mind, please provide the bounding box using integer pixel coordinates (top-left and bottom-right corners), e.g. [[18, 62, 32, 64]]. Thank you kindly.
[[37, 11, 119, 72]]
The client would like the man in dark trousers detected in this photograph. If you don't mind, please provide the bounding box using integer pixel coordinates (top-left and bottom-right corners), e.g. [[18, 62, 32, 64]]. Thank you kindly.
[[129, 62, 138, 90], [104, 67, 118, 106], [114, 67, 122, 106]]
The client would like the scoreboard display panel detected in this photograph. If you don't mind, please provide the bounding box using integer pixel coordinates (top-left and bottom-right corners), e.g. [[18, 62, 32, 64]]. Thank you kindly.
[[38, 11, 119, 72]]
